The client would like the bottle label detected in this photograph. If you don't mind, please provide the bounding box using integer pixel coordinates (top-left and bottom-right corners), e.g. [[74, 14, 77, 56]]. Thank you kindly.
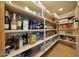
[[23, 20, 29, 30], [11, 25, 17, 29], [18, 21, 22, 26], [4, 24, 9, 29]]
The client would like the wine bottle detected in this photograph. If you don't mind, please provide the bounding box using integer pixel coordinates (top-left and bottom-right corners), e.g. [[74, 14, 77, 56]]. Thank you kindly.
[[19, 35, 23, 48], [22, 32, 29, 45], [10, 35, 15, 49], [5, 10, 10, 30], [5, 45, 10, 56], [14, 35, 19, 50], [17, 16, 22, 30], [29, 19, 33, 29], [5, 34, 12, 55], [11, 13, 17, 30], [36, 22, 40, 29]]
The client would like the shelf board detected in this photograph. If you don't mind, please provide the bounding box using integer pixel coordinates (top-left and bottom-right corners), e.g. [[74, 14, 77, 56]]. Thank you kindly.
[[59, 33, 76, 37], [59, 22, 73, 25], [7, 40, 44, 57], [45, 34, 59, 42], [59, 29, 76, 31], [44, 17, 56, 24], [12, 1, 42, 13], [34, 39, 58, 57], [5, 29, 44, 33], [5, 29, 57, 33], [61, 40, 76, 45], [45, 29, 57, 31]]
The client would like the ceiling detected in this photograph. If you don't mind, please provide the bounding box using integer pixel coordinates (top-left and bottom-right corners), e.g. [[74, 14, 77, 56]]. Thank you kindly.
[[41, 1, 77, 15]]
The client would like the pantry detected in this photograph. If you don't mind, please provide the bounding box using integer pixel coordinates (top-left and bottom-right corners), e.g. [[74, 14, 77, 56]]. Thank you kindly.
[[0, 1, 79, 57]]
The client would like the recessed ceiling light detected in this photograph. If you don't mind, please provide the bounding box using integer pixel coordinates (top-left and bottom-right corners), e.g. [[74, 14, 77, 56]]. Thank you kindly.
[[58, 8, 63, 11]]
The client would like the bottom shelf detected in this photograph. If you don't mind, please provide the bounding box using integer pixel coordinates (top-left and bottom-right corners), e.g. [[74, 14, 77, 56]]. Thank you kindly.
[[60, 40, 75, 45], [34, 39, 59, 57], [7, 40, 44, 57]]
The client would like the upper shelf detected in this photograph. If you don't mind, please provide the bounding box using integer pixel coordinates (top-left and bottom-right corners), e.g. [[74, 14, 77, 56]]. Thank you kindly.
[[5, 2, 43, 22], [5, 29, 57, 33], [5, 29, 44, 33], [5, 2, 55, 24], [12, 1, 42, 14]]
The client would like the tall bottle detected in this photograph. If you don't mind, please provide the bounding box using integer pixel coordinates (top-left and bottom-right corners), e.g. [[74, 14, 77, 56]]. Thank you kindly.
[[14, 35, 19, 50], [22, 32, 29, 45], [17, 16, 22, 30], [5, 10, 10, 30], [11, 13, 17, 30]]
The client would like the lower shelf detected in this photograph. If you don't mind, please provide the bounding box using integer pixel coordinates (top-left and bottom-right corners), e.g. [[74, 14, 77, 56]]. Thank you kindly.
[[34, 39, 59, 57], [7, 34, 59, 57], [7, 40, 44, 57], [59, 33, 75, 37], [60, 40, 76, 45]]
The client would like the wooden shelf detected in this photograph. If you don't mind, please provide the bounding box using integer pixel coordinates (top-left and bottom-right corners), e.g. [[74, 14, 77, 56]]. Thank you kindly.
[[5, 29, 44, 33], [61, 40, 76, 45], [34, 39, 58, 57], [59, 33, 76, 37]]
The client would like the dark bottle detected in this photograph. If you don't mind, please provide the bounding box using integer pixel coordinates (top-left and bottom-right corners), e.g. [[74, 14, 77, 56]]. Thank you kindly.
[[32, 22, 37, 29], [5, 34, 12, 55], [36, 32, 40, 41], [5, 45, 10, 56], [41, 23, 44, 29], [17, 16, 22, 30], [10, 35, 15, 49], [22, 32, 29, 45], [29, 19, 33, 29], [5, 10, 10, 30], [36, 22, 41, 29], [14, 35, 19, 50]]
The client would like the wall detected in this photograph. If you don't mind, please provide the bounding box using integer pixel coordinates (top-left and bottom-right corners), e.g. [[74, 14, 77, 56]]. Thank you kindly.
[[75, 6, 79, 19]]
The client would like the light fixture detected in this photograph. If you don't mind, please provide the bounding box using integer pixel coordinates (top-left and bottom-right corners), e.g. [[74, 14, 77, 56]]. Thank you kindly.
[[58, 8, 63, 11], [53, 13, 60, 19]]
